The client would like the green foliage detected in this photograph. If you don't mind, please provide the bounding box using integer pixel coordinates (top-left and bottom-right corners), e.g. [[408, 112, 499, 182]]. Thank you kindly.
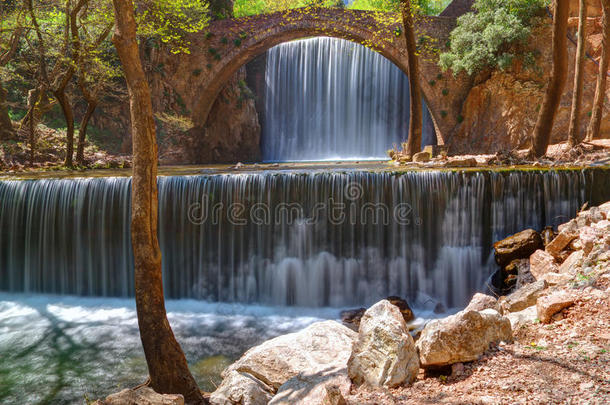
[[439, 0, 547, 75], [348, 0, 451, 15], [234, 0, 344, 17], [136, 0, 210, 54]]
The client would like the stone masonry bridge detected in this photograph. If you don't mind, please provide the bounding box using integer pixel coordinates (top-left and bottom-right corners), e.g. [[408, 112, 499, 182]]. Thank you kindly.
[[157, 7, 472, 146]]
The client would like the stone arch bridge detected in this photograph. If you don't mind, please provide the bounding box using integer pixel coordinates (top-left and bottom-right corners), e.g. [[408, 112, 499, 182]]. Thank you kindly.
[[155, 7, 472, 146]]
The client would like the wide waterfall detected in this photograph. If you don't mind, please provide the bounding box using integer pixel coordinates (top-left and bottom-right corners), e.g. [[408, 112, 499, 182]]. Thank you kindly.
[[1, 169, 607, 309], [262, 37, 435, 161]]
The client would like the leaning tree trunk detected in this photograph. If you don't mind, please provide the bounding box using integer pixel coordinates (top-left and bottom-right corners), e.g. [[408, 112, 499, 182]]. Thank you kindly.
[[530, 0, 570, 158], [110, 0, 205, 403], [54, 87, 75, 167], [567, 0, 587, 147], [586, 0, 609, 141], [401, 0, 423, 156], [76, 101, 96, 165]]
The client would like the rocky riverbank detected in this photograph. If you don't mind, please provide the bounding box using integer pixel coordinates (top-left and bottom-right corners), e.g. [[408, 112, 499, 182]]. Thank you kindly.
[[95, 201, 610, 405]]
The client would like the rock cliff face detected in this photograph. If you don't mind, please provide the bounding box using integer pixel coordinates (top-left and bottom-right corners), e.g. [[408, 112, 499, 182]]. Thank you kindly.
[[447, 21, 609, 155]]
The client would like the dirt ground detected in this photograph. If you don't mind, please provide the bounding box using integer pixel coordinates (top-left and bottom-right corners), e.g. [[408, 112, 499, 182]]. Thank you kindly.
[[346, 274, 610, 405]]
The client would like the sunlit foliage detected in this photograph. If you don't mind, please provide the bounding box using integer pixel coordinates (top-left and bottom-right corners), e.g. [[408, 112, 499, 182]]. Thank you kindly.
[[439, 0, 547, 75]]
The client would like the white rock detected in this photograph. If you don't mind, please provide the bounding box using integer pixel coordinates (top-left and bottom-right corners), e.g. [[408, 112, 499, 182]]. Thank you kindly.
[[210, 371, 274, 405], [270, 372, 350, 405], [348, 300, 419, 387], [104, 387, 184, 405], [558, 250, 584, 274], [416, 309, 512, 367], [499, 279, 547, 313], [506, 305, 538, 329], [210, 321, 356, 404]]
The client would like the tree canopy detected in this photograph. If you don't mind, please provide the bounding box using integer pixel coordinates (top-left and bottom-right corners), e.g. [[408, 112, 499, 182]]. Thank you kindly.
[[439, 0, 547, 75]]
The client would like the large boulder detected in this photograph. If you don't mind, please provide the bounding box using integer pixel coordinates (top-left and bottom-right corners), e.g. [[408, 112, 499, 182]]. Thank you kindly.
[[493, 229, 543, 267], [210, 321, 356, 405], [348, 300, 419, 388], [340, 296, 414, 331], [416, 309, 512, 368], [499, 279, 547, 313], [102, 387, 184, 405]]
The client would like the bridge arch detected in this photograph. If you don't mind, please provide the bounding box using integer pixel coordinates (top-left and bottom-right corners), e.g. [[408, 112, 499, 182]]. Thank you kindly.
[[160, 7, 472, 146]]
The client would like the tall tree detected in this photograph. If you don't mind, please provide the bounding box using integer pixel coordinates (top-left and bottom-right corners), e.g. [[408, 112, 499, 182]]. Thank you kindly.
[[0, 16, 23, 140], [400, 0, 423, 157], [586, 0, 609, 141], [110, 0, 205, 403], [529, 0, 569, 158], [567, 0, 587, 147]]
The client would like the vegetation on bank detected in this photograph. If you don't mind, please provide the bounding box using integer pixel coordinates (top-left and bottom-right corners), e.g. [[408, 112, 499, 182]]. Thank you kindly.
[[233, 0, 452, 17], [439, 0, 548, 75]]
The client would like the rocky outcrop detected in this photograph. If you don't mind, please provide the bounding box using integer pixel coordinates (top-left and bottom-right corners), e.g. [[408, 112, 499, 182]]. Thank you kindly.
[[347, 300, 419, 388], [493, 229, 543, 267], [98, 387, 184, 405], [416, 309, 512, 368], [210, 321, 356, 405], [447, 21, 609, 155]]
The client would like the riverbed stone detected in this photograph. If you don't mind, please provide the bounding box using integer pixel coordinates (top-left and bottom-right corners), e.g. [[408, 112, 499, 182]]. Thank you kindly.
[[416, 309, 512, 367], [499, 279, 547, 313], [412, 151, 431, 163], [348, 300, 419, 387], [493, 229, 543, 267], [103, 387, 184, 405], [537, 291, 577, 323], [210, 320, 356, 404], [529, 250, 559, 280]]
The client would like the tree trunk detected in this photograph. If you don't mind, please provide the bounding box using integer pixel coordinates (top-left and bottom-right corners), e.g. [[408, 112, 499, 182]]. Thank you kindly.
[[401, 0, 423, 156], [586, 0, 609, 141], [54, 89, 75, 167], [76, 101, 96, 165], [567, 0, 587, 147], [0, 82, 13, 140], [110, 1, 205, 403], [529, 0, 570, 158]]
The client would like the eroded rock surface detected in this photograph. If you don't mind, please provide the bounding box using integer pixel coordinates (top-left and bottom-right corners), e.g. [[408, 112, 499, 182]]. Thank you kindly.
[[210, 321, 356, 405], [416, 309, 512, 367], [348, 300, 419, 388]]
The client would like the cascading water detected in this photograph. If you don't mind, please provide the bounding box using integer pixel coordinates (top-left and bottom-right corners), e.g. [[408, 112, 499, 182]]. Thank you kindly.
[[262, 37, 436, 161], [1, 169, 608, 309]]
